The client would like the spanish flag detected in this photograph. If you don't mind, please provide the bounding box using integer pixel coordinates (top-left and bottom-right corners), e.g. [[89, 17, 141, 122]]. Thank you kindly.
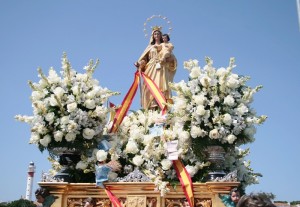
[[173, 160, 194, 207], [105, 188, 122, 207], [141, 72, 167, 114], [109, 71, 140, 133]]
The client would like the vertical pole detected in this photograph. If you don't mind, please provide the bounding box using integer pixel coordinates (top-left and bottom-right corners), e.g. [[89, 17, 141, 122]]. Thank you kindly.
[[25, 161, 35, 200]]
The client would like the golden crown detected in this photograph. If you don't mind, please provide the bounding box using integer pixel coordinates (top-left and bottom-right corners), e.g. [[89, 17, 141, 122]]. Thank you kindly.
[[151, 25, 162, 31]]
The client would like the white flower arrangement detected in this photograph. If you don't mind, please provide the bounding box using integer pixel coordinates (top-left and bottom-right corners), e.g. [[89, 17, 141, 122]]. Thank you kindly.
[[104, 57, 266, 193], [166, 57, 266, 189], [15, 53, 119, 180], [105, 109, 209, 196]]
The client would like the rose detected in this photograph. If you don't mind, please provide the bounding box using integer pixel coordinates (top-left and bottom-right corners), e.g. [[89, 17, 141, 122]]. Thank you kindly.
[[223, 114, 232, 126], [161, 159, 172, 170], [85, 99, 96, 109], [132, 155, 144, 166], [190, 126, 203, 138], [125, 140, 139, 154], [226, 134, 237, 144], [53, 87, 65, 99], [209, 129, 220, 139], [224, 95, 235, 106], [45, 112, 55, 123], [40, 134, 51, 147], [83, 128, 96, 139], [65, 132, 76, 142], [54, 131, 63, 142], [67, 102, 77, 112]]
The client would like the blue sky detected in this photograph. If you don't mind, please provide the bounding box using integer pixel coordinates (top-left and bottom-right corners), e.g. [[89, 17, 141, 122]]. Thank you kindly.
[[0, 0, 299, 203]]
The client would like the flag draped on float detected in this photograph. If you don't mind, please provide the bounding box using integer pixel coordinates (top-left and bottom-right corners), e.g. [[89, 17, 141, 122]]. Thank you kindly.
[[107, 70, 194, 206], [110, 70, 167, 133], [105, 189, 122, 207], [173, 160, 194, 207], [109, 71, 140, 133]]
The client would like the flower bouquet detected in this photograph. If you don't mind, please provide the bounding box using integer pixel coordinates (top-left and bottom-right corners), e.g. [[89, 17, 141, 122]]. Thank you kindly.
[[15, 53, 119, 182], [102, 57, 266, 194]]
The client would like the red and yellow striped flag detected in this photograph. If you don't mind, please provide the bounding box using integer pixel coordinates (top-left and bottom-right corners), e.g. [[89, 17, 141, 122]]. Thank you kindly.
[[141, 72, 167, 114], [173, 160, 194, 207], [110, 71, 140, 133], [105, 189, 122, 207]]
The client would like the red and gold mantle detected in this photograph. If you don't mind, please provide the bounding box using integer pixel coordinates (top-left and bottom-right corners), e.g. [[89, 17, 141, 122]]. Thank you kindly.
[[39, 181, 239, 207]]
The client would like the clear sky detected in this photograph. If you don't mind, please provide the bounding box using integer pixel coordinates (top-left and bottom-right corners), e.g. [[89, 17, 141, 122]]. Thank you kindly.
[[0, 0, 299, 203]]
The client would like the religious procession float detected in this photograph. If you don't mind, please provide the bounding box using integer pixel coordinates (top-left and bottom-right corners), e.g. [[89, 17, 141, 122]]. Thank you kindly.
[[16, 15, 267, 207]]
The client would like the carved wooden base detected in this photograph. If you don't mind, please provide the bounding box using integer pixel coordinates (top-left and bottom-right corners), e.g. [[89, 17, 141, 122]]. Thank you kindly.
[[38, 182, 239, 207]]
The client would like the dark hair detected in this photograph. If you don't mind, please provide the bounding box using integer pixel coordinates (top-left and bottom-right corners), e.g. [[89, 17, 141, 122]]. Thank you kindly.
[[35, 187, 50, 198], [151, 30, 163, 45], [237, 193, 276, 207], [162, 34, 170, 41], [85, 197, 96, 206], [230, 187, 240, 195]]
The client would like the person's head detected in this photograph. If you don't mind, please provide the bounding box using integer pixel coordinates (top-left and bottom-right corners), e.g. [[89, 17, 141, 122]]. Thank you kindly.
[[237, 193, 276, 207], [162, 34, 170, 43], [230, 187, 241, 204], [84, 197, 96, 207], [150, 29, 163, 45], [35, 187, 50, 204]]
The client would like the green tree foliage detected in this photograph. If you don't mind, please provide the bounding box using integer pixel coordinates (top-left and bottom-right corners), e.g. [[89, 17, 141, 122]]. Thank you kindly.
[[6, 199, 36, 207], [290, 201, 300, 205]]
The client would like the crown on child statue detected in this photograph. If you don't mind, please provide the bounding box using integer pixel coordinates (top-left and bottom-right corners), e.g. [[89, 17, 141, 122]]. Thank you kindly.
[[143, 14, 172, 38]]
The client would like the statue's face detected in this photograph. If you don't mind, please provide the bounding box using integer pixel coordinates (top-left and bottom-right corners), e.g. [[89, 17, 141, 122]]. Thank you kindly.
[[153, 31, 161, 41]]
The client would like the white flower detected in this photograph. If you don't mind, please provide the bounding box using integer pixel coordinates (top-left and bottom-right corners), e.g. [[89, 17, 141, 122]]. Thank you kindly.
[[54, 131, 63, 142], [29, 133, 40, 144], [85, 99, 96, 109], [67, 102, 77, 112], [31, 91, 45, 101], [48, 68, 61, 83], [40, 135, 51, 147], [223, 114, 232, 126], [190, 126, 203, 138], [200, 75, 211, 87], [125, 140, 139, 154], [83, 128, 96, 139], [226, 74, 239, 88], [96, 150, 108, 162], [45, 112, 55, 123], [76, 161, 88, 170], [132, 155, 144, 166], [65, 132, 76, 142], [53, 87, 65, 99], [209, 129, 220, 139], [216, 67, 227, 77], [193, 94, 206, 105], [71, 85, 80, 96], [185, 165, 197, 177], [224, 95, 235, 106], [189, 66, 201, 79], [49, 94, 58, 106], [195, 105, 206, 116], [237, 104, 248, 115], [178, 130, 190, 142], [161, 159, 172, 170], [226, 134, 237, 144], [60, 116, 69, 125]]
